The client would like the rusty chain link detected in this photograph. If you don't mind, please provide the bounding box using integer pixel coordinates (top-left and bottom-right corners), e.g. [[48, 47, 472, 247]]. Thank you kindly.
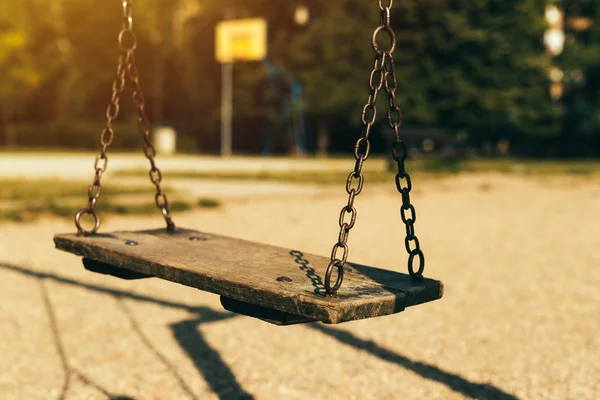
[[75, 0, 175, 235], [324, 0, 423, 296]]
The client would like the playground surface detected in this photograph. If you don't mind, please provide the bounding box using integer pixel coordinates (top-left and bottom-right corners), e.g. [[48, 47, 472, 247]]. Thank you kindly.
[[0, 170, 599, 400]]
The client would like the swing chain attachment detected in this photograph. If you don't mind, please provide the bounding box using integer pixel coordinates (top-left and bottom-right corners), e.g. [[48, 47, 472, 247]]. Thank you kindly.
[[378, 4, 424, 280], [324, 1, 393, 296], [74, 0, 175, 235], [324, 0, 424, 295]]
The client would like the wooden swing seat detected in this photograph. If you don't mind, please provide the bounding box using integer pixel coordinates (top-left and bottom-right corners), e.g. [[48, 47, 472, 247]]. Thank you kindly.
[[54, 228, 443, 325]]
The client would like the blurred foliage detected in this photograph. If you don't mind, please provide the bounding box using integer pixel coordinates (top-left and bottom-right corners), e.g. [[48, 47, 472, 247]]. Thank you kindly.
[[0, 2, 42, 133], [0, 0, 597, 155]]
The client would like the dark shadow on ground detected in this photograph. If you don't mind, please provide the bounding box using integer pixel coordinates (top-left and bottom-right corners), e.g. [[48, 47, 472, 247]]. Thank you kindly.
[[2, 263, 516, 400], [310, 324, 520, 400], [0, 263, 251, 400], [171, 317, 254, 399]]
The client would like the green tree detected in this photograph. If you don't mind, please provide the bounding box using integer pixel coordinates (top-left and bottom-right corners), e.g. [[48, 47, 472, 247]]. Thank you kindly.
[[0, 3, 41, 145], [397, 0, 555, 143]]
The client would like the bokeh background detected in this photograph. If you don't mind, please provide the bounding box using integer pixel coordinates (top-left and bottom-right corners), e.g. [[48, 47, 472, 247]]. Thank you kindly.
[[0, 0, 598, 157], [1, 1, 599, 400]]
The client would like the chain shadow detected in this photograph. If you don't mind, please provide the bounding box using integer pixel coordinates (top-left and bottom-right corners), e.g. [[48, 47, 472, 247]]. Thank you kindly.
[[0, 263, 251, 400], [289, 250, 326, 295], [310, 324, 520, 400]]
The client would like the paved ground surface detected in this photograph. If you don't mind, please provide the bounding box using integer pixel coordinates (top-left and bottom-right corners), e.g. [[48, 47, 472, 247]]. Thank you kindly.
[[0, 153, 387, 179], [1, 171, 599, 400]]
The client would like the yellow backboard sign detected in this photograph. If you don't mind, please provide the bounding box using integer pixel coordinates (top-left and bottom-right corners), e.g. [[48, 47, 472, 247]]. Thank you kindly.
[[216, 18, 267, 63]]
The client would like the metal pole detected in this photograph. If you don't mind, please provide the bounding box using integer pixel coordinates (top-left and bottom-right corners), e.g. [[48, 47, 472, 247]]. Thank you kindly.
[[221, 62, 233, 156]]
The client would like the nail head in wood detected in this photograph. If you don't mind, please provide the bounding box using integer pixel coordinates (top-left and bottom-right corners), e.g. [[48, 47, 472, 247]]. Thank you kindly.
[[276, 276, 293, 282]]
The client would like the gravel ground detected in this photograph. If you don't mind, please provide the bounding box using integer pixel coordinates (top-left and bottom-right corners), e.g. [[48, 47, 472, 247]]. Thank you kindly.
[[0, 173, 598, 400]]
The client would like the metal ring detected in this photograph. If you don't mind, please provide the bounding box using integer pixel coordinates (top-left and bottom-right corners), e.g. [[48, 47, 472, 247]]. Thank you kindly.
[[155, 193, 168, 208], [405, 235, 420, 253], [380, 7, 391, 27], [396, 157, 406, 176], [94, 154, 108, 172], [338, 225, 349, 245], [106, 102, 120, 120], [149, 168, 162, 185], [392, 140, 407, 161], [330, 243, 349, 266], [100, 127, 115, 147], [354, 137, 371, 161], [401, 204, 416, 224], [118, 29, 137, 52], [132, 89, 145, 108], [387, 106, 402, 129], [408, 250, 425, 279], [325, 260, 344, 296], [127, 60, 140, 82], [346, 189, 356, 209], [339, 206, 357, 230], [88, 182, 102, 200], [144, 144, 157, 159], [372, 26, 396, 54], [346, 171, 364, 195], [384, 70, 397, 93], [378, 0, 393, 10], [395, 172, 412, 193], [405, 222, 415, 237], [369, 68, 384, 91], [361, 103, 377, 126], [74, 208, 100, 236], [112, 75, 126, 94]]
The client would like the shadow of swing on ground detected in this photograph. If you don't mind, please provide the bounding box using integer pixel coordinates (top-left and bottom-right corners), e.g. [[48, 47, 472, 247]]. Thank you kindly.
[[0, 263, 519, 400]]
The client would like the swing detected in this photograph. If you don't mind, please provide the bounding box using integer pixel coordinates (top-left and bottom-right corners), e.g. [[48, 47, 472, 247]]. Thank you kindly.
[[54, 0, 443, 325]]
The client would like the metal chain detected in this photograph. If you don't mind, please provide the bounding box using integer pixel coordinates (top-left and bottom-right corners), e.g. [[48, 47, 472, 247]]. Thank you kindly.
[[75, 0, 175, 235], [380, 1, 424, 280], [324, 2, 387, 296], [324, 0, 422, 295]]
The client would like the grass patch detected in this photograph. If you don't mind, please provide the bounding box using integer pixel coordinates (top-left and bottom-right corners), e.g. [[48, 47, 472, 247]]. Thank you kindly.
[[0, 199, 219, 222], [0, 179, 157, 201], [0, 178, 221, 222]]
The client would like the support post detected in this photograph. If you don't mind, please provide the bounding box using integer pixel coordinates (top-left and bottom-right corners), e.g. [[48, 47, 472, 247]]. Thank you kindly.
[[221, 62, 234, 157]]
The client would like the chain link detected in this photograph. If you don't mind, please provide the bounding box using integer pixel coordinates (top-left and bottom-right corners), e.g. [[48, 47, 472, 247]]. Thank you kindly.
[[324, 1, 424, 295], [75, 0, 175, 235]]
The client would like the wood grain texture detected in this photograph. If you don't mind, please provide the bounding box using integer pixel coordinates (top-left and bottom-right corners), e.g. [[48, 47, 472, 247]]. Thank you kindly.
[[54, 228, 443, 324]]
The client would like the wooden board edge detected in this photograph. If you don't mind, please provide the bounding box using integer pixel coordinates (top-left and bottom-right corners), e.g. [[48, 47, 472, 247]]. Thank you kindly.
[[53, 234, 440, 324]]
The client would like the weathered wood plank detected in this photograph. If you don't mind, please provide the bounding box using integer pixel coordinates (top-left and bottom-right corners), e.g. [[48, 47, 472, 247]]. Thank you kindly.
[[54, 228, 443, 324]]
